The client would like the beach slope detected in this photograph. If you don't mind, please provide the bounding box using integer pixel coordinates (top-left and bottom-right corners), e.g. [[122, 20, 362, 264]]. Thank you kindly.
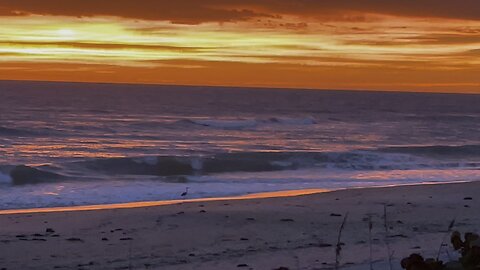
[[0, 181, 478, 270]]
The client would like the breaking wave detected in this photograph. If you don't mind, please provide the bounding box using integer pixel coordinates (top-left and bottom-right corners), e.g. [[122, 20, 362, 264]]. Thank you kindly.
[[0, 171, 12, 185], [379, 144, 480, 157], [0, 126, 36, 136], [176, 116, 317, 129], [0, 165, 64, 185], [1, 144, 478, 186]]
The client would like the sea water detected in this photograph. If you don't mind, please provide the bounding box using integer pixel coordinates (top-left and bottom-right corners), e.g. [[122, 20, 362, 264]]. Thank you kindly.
[[0, 81, 479, 209]]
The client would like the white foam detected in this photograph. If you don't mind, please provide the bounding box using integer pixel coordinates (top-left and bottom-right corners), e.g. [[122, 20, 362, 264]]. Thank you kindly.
[[143, 156, 158, 165], [270, 161, 294, 167], [0, 168, 478, 210], [191, 158, 203, 170], [0, 172, 12, 184], [268, 116, 317, 125]]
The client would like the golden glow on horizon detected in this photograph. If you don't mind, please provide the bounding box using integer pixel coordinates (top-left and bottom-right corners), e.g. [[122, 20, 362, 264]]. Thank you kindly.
[[0, 13, 479, 93]]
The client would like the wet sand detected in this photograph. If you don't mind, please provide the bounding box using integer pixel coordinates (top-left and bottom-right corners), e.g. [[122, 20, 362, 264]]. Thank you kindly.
[[0, 181, 478, 270]]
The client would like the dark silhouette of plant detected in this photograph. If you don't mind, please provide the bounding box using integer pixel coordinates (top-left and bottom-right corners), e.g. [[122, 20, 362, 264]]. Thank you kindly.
[[335, 213, 348, 270], [437, 219, 456, 261], [401, 231, 479, 270], [384, 205, 394, 270], [401, 253, 443, 270], [368, 214, 374, 270], [451, 231, 480, 270]]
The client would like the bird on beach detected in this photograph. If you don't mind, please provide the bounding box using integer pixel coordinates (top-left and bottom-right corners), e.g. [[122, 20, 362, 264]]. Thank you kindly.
[[180, 187, 189, 197]]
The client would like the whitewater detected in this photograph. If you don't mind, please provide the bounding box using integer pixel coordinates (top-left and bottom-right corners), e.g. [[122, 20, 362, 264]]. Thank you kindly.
[[0, 81, 479, 209]]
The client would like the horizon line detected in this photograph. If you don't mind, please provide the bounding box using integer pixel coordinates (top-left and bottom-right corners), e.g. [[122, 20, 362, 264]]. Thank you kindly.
[[0, 79, 478, 95]]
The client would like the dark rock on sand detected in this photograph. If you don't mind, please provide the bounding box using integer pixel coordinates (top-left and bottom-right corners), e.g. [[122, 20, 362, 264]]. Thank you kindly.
[[280, 218, 294, 222], [390, 234, 408, 238], [66, 238, 83, 242], [32, 238, 47, 242]]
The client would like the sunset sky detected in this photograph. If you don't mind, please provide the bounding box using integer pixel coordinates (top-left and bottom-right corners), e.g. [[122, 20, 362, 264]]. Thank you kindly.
[[0, 1, 479, 93]]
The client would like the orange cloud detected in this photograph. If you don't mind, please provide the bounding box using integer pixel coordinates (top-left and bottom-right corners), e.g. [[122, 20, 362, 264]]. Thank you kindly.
[[0, 2, 479, 93], [0, 1, 271, 24], [1, 1, 480, 23]]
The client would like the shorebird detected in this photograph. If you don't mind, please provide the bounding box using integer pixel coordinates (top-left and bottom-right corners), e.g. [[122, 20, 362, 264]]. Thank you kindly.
[[180, 187, 189, 197]]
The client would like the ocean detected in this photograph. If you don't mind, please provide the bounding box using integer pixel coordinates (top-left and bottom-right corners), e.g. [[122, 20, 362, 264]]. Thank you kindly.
[[0, 81, 479, 210]]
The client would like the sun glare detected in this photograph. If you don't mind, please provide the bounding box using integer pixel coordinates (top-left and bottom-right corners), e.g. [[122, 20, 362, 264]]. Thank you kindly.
[[57, 29, 75, 37]]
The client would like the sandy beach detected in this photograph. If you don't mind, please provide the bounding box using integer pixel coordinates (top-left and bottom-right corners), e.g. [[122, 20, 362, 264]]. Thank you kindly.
[[0, 181, 478, 270]]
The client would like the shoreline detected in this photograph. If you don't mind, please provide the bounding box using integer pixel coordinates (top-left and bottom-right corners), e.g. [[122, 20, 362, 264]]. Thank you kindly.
[[0, 188, 329, 215], [0, 180, 472, 216], [0, 180, 478, 269]]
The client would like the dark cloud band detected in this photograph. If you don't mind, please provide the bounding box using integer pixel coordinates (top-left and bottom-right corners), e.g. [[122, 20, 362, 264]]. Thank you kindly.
[[0, 0, 479, 23]]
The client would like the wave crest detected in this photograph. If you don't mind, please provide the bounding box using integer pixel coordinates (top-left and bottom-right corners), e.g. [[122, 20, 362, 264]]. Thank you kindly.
[[9, 165, 64, 185], [175, 116, 317, 130], [0, 126, 35, 136], [379, 144, 480, 157], [2, 144, 478, 186]]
